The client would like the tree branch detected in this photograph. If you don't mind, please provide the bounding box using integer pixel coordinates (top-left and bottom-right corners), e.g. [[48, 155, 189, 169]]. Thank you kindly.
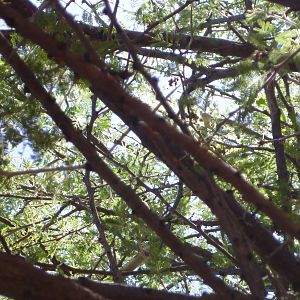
[[0, 253, 106, 300], [0, 164, 85, 177], [266, 0, 300, 10]]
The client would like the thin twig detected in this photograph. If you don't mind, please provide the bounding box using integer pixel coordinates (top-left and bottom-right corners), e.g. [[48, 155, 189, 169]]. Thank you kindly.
[[0, 164, 85, 177], [84, 168, 124, 283]]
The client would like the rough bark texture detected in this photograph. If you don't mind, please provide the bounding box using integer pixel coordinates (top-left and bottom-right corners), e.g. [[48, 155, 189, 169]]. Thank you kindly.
[[266, 0, 300, 10], [0, 253, 106, 300]]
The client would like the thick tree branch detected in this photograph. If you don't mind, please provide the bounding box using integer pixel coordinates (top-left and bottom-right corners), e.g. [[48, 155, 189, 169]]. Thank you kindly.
[[0, 252, 242, 300], [78, 277, 235, 300], [5, 0, 255, 58], [81, 23, 255, 58], [266, 0, 300, 10], [0, 253, 106, 300], [264, 79, 290, 213]]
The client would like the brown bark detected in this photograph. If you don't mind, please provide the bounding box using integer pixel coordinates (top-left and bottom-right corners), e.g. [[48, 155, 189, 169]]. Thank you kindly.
[[264, 80, 290, 213], [0, 253, 106, 300], [5, 0, 255, 58], [80, 23, 255, 58], [266, 0, 300, 10], [0, 253, 233, 300], [78, 277, 240, 300]]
